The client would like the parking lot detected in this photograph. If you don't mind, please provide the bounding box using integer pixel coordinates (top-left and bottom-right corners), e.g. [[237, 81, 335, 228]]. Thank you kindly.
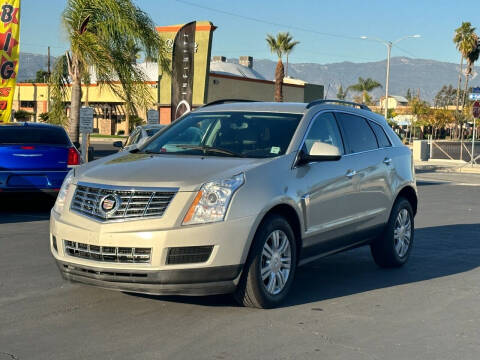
[[1, 170, 479, 360]]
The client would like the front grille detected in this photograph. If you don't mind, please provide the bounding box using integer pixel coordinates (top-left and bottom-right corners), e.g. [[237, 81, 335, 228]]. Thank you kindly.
[[64, 240, 152, 263], [166, 246, 214, 265], [71, 183, 177, 221]]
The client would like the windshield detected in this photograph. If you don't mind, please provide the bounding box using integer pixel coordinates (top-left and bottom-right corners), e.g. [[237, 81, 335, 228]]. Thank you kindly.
[[141, 111, 302, 158], [0, 126, 70, 145], [146, 127, 164, 137]]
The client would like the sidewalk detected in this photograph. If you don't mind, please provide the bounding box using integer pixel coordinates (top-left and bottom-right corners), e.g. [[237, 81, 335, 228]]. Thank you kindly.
[[415, 159, 480, 174]]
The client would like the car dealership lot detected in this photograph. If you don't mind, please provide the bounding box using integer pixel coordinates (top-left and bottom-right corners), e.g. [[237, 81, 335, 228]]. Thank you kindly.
[[1, 174, 479, 360]]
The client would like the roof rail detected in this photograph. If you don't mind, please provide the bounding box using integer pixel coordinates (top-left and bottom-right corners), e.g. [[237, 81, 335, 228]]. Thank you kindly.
[[306, 99, 371, 111], [200, 99, 260, 108]]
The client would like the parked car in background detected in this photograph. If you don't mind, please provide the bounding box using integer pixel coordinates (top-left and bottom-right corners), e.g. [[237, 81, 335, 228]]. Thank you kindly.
[[51, 100, 417, 308], [0, 122, 80, 193], [113, 124, 166, 151]]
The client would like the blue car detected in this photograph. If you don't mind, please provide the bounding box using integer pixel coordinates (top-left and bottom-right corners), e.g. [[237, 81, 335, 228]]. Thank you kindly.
[[0, 122, 80, 193]]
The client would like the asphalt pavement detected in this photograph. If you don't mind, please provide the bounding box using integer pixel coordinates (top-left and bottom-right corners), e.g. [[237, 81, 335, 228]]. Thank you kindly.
[[1, 173, 479, 359]]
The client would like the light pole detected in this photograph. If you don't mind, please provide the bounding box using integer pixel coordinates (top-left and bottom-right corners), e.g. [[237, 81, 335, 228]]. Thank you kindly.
[[361, 35, 421, 120]]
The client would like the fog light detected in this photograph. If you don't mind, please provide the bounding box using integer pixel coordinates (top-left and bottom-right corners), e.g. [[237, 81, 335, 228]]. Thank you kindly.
[[52, 235, 58, 252]]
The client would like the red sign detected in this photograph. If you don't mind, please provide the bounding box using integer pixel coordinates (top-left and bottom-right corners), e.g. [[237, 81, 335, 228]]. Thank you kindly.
[[473, 101, 480, 119]]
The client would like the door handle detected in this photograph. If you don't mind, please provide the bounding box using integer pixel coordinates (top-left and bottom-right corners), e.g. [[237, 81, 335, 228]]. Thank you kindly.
[[346, 169, 357, 178], [383, 157, 392, 165]]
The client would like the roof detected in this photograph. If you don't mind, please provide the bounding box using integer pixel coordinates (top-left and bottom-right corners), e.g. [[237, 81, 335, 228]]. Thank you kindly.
[[195, 101, 307, 113], [0, 121, 62, 128], [389, 95, 409, 103], [209, 61, 265, 80]]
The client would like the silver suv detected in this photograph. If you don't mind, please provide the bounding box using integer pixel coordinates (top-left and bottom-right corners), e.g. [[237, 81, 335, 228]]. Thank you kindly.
[[50, 100, 417, 308]]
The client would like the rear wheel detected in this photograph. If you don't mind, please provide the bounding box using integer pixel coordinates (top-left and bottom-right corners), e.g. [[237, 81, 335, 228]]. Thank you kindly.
[[234, 215, 297, 308], [371, 197, 414, 268]]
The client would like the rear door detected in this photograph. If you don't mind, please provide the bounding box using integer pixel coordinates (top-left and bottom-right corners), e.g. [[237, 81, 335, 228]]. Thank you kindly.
[[0, 126, 71, 170], [335, 112, 391, 234]]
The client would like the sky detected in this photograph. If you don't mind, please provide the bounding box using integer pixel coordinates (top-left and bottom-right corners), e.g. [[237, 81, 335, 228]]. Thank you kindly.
[[19, 0, 480, 65]]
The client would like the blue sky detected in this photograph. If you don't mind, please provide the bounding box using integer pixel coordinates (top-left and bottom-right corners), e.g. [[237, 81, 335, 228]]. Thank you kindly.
[[20, 0, 480, 64]]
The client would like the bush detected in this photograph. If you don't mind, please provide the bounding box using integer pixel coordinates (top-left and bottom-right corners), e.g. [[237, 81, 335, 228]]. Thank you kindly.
[[39, 112, 49, 122], [14, 109, 34, 121], [129, 114, 144, 131]]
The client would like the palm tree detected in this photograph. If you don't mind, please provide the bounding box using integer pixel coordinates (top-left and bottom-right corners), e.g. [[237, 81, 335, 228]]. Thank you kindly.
[[461, 34, 480, 110], [50, 0, 169, 141], [453, 22, 476, 123], [266, 32, 289, 102], [281, 32, 300, 77], [348, 77, 382, 104]]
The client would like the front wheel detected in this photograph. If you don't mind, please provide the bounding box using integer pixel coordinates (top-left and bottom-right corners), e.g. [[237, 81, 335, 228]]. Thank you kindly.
[[234, 215, 297, 308], [371, 197, 414, 268]]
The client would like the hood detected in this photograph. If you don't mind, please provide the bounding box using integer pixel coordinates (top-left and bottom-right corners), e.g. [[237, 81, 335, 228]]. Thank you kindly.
[[74, 152, 269, 191]]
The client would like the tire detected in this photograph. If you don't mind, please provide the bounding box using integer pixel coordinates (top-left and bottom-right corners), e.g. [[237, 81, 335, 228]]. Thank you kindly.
[[234, 215, 297, 309], [370, 197, 414, 268]]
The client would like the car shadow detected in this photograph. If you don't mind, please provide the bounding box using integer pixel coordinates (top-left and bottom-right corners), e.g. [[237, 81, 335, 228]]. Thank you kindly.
[[0, 193, 54, 224], [128, 223, 480, 308]]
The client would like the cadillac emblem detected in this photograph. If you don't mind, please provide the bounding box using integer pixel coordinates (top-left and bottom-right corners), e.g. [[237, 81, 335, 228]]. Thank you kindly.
[[99, 194, 121, 217]]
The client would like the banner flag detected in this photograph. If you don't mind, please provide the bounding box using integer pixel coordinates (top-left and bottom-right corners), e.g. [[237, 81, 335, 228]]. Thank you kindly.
[[0, 0, 20, 123], [170, 21, 196, 122]]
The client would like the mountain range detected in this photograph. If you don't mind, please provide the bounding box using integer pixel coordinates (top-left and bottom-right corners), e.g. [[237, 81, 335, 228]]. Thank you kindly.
[[18, 52, 480, 103]]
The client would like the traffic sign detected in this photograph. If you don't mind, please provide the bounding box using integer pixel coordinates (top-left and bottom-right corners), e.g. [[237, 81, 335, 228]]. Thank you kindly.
[[147, 109, 159, 125], [473, 101, 480, 119], [79, 107, 94, 133]]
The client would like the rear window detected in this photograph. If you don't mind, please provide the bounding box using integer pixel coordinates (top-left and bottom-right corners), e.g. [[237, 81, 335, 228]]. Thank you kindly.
[[0, 126, 70, 145]]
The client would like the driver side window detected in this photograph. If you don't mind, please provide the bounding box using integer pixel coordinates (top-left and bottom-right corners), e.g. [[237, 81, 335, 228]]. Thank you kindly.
[[304, 112, 344, 154]]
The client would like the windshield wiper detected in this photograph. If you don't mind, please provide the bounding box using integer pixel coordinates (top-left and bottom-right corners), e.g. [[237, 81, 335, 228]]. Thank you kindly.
[[175, 144, 244, 157]]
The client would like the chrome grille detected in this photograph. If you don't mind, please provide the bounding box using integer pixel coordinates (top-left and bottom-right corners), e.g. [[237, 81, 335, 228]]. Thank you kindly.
[[71, 183, 177, 221], [64, 240, 152, 263]]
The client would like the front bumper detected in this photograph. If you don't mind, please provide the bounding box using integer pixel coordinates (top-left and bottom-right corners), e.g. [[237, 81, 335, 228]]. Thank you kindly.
[[56, 259, 241, 296], [50, 208, 256, 296]]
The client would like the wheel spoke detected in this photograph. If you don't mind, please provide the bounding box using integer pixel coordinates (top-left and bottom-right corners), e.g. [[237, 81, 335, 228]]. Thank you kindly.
[[278, 236, 289, 255], [276, 272, 285, 291], [271, 231, 280, 250], [267, 273, 276, 293], [261, 265, 272, 281], [263, 243, 273, 258]]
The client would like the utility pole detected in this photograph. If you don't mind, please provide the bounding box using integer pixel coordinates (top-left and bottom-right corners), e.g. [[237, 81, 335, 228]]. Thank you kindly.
[[47, 46, 51, 112]]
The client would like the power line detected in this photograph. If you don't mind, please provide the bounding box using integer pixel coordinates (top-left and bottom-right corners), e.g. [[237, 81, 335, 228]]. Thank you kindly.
[[174, 0, 360, 41]]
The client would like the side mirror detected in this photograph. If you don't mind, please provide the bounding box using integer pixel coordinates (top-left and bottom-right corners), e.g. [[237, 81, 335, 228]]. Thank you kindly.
[[113, 141, 124, 148], [298, 141, 342, 165]]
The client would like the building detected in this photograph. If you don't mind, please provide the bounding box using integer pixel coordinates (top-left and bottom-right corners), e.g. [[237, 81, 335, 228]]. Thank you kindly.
[[379, 95, 409, 109], [12, 57, 323, 135]]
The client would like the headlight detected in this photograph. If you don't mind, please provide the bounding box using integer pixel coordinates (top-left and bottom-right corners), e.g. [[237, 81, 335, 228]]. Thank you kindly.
[[183, 173, 245, 225], [53, 170, 74, 214]]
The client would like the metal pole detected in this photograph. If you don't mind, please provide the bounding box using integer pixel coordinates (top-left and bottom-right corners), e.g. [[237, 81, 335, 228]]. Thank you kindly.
[[47, 46, 51, 112], [472, 117, 477, 166], [384, 42, 392, 120]]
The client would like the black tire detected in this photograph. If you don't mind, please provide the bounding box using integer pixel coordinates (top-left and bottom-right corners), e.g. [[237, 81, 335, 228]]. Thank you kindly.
[[234, 215, 297, 309], [370, 197, 414, 268]]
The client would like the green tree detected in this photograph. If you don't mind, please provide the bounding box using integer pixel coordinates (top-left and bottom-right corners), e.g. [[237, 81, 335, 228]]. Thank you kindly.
[[409, 97, 431, 140], [348, 77, 382, 104], [336, 85, 348, 100], [405, 88, 412, 101], [281, 32, 299, 77], [266, 32, 290, 102], [461, 34, 479, 111], [453, 21, 477, 136], [50, 0, 169, 141]]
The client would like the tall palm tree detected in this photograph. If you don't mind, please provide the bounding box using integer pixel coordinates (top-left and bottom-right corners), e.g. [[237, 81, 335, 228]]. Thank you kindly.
[[336, 84, 348, 100], [348, 77, 382, 104], [281, 32, 300, 77], [461, 34, 480, 109], [50, 0, 169, 141], [266, 32, 289, 102], [453, 22, 476, 117]]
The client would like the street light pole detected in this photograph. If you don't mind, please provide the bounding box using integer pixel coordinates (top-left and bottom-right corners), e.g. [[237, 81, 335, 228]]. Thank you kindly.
[[360, 35, 420, 120], [385, 42, 392, 119]]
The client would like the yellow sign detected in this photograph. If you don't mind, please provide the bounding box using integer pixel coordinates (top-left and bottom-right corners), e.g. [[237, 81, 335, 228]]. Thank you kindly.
[[0, 0, 20, 123], [156, 21, 215, 109]]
